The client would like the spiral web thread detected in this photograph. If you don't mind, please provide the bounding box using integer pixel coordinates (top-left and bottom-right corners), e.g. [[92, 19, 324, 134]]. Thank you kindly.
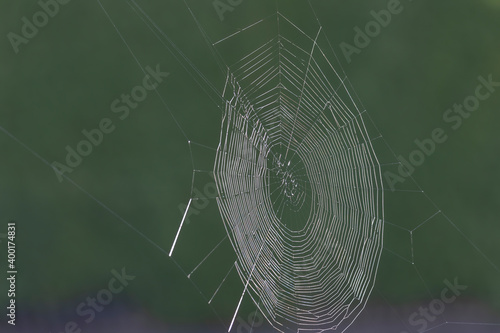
[[213, 14, 383, 332], [94, 1, 500, 332]]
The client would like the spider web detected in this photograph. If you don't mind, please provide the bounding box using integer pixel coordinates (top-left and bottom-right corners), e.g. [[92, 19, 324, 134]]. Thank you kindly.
[[96, 1, 500, 332], [211, 14, 383, 331]]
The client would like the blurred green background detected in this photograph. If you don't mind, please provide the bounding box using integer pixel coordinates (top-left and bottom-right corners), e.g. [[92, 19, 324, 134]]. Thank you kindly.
[[1, 0, 499, 332]]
